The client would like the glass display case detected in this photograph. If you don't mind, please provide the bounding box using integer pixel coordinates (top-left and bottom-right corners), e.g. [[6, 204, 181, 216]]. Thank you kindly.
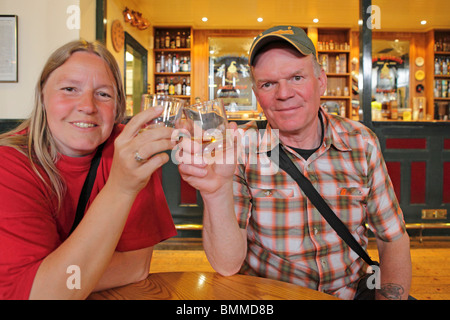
[[208, 36, 263, 120]]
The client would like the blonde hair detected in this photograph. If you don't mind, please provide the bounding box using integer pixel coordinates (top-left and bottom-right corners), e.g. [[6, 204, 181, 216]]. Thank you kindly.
[[0, 40, 125, 211]]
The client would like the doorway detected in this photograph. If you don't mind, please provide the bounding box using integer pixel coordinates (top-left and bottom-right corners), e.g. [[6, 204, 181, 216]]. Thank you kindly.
[[124, 32, 148, 116]]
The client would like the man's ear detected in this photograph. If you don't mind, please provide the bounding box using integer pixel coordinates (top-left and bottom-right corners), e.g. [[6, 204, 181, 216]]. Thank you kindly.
[[318, 68, 328, 96]]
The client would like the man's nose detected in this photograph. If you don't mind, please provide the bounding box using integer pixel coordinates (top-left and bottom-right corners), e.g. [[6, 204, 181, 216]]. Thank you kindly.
[[276, 80, 295, 100]]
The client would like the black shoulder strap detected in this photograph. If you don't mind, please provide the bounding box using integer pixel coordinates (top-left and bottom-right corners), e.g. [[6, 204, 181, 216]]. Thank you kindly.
[[68, 143, 104, 236], [274, 145, 378, 266]]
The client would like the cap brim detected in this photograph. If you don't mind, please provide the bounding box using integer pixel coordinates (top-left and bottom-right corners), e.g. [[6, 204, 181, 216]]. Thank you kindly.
[[249, 34, 314, 66]]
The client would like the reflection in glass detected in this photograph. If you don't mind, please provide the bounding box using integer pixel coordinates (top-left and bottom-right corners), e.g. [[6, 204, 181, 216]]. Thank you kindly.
[[372, 40, 410, 120], [208, 37, 257, 114]]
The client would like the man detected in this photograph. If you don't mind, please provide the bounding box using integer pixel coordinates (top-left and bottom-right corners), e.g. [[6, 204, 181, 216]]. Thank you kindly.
[[178, 26, 411, 300]]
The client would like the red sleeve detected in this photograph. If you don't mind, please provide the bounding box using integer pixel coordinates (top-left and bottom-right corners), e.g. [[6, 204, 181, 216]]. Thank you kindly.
[[0, 147, 61, 300], [93, 125, 177, 252]]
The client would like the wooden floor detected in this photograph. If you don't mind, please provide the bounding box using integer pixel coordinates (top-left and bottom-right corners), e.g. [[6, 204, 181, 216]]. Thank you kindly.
[[151, 237, 450, 300]]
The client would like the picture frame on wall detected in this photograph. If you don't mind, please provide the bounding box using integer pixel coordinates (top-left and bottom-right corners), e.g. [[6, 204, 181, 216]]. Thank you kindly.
[[0, 15, 18, 83]]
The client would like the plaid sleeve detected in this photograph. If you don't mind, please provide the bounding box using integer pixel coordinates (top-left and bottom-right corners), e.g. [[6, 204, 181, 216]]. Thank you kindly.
[[364, 130, 406, 242], [233, 164, 252, 229]]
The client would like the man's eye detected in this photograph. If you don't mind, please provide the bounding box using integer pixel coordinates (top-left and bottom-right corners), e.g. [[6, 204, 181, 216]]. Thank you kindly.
[[62, 87, 75, 92], [293, 76, 303, 81], [261, 82, 272, 89]]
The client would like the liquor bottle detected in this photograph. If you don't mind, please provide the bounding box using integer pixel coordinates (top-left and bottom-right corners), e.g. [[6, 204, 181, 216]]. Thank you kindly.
[[156, 54, 161, 73], [170, 34, 176, 49], [435, 58, 440, 75], [165, 32, 170, 49], [176, 32, 181, 48], [182, 78, 187, 95], [390, 99, 398, 120], [166, 54, 172, 73], [336, 55, 340, 73], [173, 55, 180, 73], [186, 32, 191, 48], [164, 78, 169, 94], [181, 32, 186, 48], [156, 78, 163, 94], [182, 57, 190, 72], [176, 80, 182, 95], [155, 31, 160, 49], [169, 78, 175, 95], [322, 54, 328, 73], [160, 32, 166, 49], [443, 58, 448, 75], [160, 52, 165, 72], [186, 77, 191, 96]]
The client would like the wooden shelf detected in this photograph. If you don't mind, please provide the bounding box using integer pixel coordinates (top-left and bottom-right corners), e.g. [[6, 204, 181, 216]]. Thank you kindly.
[[155, 72, 190, 76], [317, 50, 350, 54], [434, 51, 450, 55], [326, 73, 350, 77], [321, 96, 351, 100], [428, 29, 450, 120], [154, 48, 191, 53], [153, 26, 193, 103], [310, 27, 352, 118], [435, 74, 450, 79]]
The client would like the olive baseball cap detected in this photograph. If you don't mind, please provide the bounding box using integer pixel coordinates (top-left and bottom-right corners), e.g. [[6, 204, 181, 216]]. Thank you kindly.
[[249, 25, 316, 66]]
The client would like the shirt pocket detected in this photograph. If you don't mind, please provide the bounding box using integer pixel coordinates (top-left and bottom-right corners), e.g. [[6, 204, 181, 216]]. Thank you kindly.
[[331, 186, 370, 232], [248, 187, 302, 255]]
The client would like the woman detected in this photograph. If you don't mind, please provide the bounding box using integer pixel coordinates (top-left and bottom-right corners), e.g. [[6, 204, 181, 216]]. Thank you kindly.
[[0, 40, 177, 299]]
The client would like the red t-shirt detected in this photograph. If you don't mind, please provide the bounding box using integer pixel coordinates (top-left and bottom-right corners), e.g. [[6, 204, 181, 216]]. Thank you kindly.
[[0, 124, 177, 299]]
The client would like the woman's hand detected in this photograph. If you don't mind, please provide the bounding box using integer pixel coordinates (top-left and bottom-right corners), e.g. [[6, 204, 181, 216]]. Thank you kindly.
[[108, 107, 176, 196]]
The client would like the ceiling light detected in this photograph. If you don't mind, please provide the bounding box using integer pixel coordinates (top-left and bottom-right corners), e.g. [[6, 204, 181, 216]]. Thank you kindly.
[[257, 17, 263, 22], [202, 17, 208, 22], [420, 20, 427, 25], [313, 18, 319, 23]]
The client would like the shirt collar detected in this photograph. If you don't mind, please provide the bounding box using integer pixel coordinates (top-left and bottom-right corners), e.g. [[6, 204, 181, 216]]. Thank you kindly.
[[256, 106, 352, 154]]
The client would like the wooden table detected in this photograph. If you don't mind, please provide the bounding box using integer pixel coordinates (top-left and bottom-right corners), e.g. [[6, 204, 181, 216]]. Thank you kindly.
[[88, 271, 339, 300]]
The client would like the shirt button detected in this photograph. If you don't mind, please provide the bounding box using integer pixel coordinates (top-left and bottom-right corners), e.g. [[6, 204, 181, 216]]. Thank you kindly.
[[321, 259, 327, 267], [264, 190, 272, 197], [314, 228, 318, 235]]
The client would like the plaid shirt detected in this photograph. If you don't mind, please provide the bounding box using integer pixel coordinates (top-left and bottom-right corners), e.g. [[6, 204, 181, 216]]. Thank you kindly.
[[233, 107, 406, 300]]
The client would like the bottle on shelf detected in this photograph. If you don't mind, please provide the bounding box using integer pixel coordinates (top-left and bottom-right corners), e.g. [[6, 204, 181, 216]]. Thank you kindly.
[[156, 54, 161, 73], [181, 32, 186, 48], [176, 79, 182, 95], [164, 78, 169, 94], [435, 58, 441, 75], [176, 32, 181, 48], [173, 54, 180, 73], [165, 32, 170, 49], [160, 52, 165, 72], [186, 32, 191, 48], [336, 55, 340, 73], [170, 33, 176, 49], [321, 54, 328, 73], [155, 31, 160, 49], [186, 77, 191, 96], [182, 78, 187, 95], [169, 78, 175, 95]]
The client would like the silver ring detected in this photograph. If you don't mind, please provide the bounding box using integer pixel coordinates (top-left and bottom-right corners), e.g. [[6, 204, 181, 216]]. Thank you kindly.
[[134, 152, 146, 163]]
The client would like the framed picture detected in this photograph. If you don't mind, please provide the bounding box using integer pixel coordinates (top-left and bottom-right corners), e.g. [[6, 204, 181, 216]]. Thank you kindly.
[[208, 37, 259, 117], [0, 15, 18, 82]]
